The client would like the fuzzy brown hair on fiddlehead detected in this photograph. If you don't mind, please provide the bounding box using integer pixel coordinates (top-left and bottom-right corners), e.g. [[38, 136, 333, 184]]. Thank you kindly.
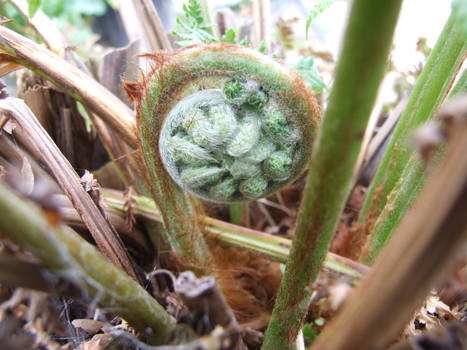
[[133, 44, 319, 203]]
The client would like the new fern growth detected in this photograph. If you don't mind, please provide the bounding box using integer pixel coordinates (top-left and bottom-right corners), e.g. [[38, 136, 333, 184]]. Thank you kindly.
[[130, 45, 319, 203]]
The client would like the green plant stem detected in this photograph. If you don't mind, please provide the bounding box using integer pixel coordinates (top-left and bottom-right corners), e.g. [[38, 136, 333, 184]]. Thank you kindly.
[[309, 110, 467, 350], [102, 190, 368, 280], [136, 94, 213, 270], [228, 202, 249, 226], [0, 183, 175, 344], [364, 62, 467, 263], [449, 67, 467, 97], [262, 1, 402, 348], [357, 13, 467, 241], [362, 156, 425, 262]]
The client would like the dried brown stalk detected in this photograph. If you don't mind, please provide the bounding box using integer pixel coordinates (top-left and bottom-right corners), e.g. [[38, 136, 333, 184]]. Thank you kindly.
[[132, 0, 173, 51], [0, 25, 137, 148], [0, 97, 141, 282], [252, 0, 271, 52], [310, 108, 467, 350]]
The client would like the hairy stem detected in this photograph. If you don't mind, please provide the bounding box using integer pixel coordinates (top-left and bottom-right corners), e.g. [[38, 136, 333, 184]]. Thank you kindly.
[[363, 59, 467, 263], [129, 44, 318, 269], [262, 1, 402, 348], [0, 183, 175, 344], [357, 13, 467, 249]]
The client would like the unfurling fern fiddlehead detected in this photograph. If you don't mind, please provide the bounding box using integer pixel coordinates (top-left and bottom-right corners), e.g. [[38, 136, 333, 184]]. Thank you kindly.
[[132, 44, 319, 203]]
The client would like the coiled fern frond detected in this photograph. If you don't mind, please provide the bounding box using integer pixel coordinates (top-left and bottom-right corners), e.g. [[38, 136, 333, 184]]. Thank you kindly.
[[130, 44, 319, 202]]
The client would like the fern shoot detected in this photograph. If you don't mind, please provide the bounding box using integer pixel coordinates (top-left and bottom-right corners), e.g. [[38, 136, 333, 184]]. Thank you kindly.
[[130, 44, 320, 202]]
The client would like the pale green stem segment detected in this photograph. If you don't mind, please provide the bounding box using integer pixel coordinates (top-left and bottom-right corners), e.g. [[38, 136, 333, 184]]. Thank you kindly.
[[102, 190, 367, 280], [363, 156, 425, 262], [262, 1, 403, 349], [229, 202, 249, 226], [449, 68, 467, 98], [357, 13, 467, 251], [0, 183, 175, 344]]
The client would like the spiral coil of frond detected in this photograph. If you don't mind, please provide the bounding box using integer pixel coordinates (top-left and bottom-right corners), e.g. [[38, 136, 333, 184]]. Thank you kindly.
[[134, 44, 319, 202]]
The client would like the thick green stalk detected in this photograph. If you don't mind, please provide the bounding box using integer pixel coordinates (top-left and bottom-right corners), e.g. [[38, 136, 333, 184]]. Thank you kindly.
[[310, 111, 467, 350], [364, 58, 467, 263], [358, 14, 467, 236], [262, 1, 402, 348], [362, 156, 425, 262], [0, 183, 175, 344]]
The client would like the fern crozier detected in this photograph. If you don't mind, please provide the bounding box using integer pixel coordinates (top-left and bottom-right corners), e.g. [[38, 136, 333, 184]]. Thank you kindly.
[[136, 44, 320, 202]]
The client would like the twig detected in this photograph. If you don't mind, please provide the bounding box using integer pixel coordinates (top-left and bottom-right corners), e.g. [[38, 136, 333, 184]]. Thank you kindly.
[[132, 0, 173, 51], [0, 25, 137, 148], [0, 97, 141, 282], [6, 0, 67, 53], [0, 182, 176, 343]]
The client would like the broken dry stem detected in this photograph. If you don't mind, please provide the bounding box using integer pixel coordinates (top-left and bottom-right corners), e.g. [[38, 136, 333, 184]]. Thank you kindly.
[[175, 272, 242, 337], [0, 182, 176, 344], [132, 0, 173, 50], [0, 25, 137, 148], [0, 97, 141, 282]]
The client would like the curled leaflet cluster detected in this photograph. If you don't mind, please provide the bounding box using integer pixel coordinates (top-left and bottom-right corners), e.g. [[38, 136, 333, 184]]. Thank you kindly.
[[160, 79, 301, 202]]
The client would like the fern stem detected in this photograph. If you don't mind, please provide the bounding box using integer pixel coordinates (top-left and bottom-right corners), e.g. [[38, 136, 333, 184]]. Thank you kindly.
[[102, 190, 368, 280], [361, 155, 425, 262], [262, 1, 402, 348], [357, 13, 467, 249], [363, 54, 467, 263], [0, 25, 138, 148], [449, 67, 467, 97], [0, 183, 175, 344], [310, 110, 467, 350]]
